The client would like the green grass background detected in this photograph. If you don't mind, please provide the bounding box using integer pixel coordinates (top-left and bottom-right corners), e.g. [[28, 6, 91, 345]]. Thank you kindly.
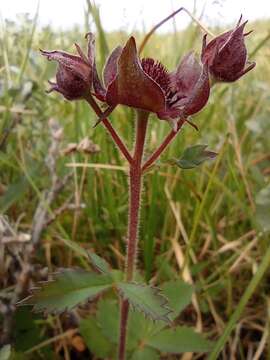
[[0, 6, 270, 358]]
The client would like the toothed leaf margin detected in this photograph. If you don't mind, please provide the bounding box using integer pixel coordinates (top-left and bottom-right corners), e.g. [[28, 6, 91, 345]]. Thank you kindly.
[[117, 282, 172, 323], [19, 269, 113, 313]]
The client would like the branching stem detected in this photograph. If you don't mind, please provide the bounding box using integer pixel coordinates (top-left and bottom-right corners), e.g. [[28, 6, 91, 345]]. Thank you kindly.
[[85, 94, 133, 163], [142, 118, 186, 172]]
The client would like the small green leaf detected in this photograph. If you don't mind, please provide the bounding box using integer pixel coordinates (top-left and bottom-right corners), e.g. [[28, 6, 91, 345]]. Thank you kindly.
[[21, 269, 112, 313], [117, 282, 172, 322], [131, 347, 159, 360], [147, 326, 212, 353], [87, 252, 111, 274], [174, 144, 217, 169], [0, 345, 11, 360], [80, 316, 113, 358]]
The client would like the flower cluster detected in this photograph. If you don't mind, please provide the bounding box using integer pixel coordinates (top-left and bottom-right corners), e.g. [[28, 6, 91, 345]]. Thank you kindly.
[[41, 17, 255, 129]]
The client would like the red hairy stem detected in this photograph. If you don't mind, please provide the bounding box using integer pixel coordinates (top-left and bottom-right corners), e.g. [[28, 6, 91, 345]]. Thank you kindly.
[[142, 118, 186, 172], [118, 110, 149, 360], [85, 94, 133, 163], [118, 299, 129, 360]]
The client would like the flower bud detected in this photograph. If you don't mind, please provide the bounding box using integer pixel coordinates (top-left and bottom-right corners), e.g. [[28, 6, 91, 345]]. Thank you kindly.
[[40, 35, 95, 100], [201, 16, 255, 83]]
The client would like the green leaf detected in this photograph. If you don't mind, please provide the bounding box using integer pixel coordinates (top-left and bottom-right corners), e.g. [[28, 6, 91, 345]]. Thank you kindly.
[[174, 144, 217, 169], [147, 326, 212, 353], [127, 308, 153, 350], [80, 316, 113, 358], [143, 280, 194, 336], [96, 299, 119, 344], [87, 252, 111, 274], [162, 280, 193, 321], [111, 270, 124, 282], [131, 347, 159, 360], [21, 269, 112, 313], [96, 299, 149, 351], [13, 308, 42, 351], [0, 345, 11, 360], [117, 282, 172, 322]]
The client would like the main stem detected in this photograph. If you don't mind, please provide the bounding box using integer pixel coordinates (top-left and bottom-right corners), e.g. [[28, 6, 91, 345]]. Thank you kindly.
[[118, 111, 149, 360]]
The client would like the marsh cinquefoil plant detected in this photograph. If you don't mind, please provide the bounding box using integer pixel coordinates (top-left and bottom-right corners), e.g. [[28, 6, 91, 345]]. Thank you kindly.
[[24, 14, 255, 360]]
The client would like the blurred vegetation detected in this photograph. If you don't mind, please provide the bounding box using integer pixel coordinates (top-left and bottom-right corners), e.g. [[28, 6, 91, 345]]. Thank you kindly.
[[0, 5, 270, 359]]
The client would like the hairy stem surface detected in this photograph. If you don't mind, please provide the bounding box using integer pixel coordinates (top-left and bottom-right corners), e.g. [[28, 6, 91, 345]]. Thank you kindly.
[[118, 111, 149, 360], [85, 94, 133, 163]]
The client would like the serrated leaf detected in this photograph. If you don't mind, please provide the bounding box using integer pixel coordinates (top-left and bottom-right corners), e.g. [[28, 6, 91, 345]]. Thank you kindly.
[[174, 144, 217, 169], [147, 326, 212, 353], [117, 282, 172, 322], [131, 347, 159, 360], [87, 252, 111, 274], [0, 345, 11, 360], [144, 280, 194, 336], [21, 269, 112, 313], [80, 316, 113, 358]]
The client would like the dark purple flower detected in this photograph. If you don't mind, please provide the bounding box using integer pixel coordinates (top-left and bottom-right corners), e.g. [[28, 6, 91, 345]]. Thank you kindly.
[[94, 37, 210, 129], [41, 34, 210, 130], [40, 33, 99, 100], [201, 16, 256, 83]]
